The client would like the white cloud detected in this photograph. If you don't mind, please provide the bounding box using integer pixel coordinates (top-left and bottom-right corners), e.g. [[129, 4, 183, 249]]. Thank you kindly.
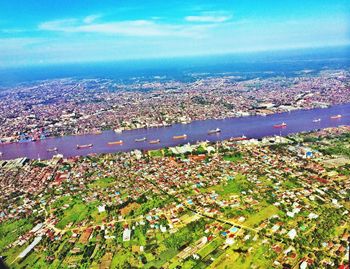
[[38, 17, 214, 37], [83, 14, 101, 24], [185, 15, 231, 23], [0, 28, 27, 34], [39, 19, 78, 30]]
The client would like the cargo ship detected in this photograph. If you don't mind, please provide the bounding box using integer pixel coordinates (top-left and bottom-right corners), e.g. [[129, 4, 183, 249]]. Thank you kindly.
[[273, 122, 287, 128], [208, 128, 221, 134], [330, 114, 342, 119], [107, 140, 123, 145], [149, 139, 160, 144], [312, 118, 321, 123], [76, 144, 93, 149], [47, 147, 58, 152], [230, 135, 248, 141], [173, 134, 187, 140], [135, 137, 147, 142]]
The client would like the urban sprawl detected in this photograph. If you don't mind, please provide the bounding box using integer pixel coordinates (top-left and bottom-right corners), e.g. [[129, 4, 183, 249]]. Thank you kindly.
[[0, 128, 350, 268], [0, 70, 349, 269], [0, 69, 349, 142]]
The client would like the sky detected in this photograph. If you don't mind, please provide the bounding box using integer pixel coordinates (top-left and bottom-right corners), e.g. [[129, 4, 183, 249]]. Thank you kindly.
[[0, 0, 349, 67]]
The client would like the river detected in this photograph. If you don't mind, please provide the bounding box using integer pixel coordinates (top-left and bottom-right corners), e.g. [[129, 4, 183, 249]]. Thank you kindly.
[[0, 103, 349, 161]]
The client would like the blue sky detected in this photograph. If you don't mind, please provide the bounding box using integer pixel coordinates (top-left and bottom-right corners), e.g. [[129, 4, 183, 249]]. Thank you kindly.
[[0, 0, 349, 66]]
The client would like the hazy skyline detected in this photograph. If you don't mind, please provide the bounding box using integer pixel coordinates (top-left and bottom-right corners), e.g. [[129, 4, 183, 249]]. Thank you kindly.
[[0, 0, 349, 67]]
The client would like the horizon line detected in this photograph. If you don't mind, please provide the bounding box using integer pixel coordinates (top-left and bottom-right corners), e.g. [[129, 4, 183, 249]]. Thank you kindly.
[[1, 44, 349, 70]]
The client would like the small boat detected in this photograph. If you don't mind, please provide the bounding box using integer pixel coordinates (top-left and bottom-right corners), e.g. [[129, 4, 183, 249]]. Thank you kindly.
[[330, 114, 342, 119], [135, 137, 147, 142], [312, 118, 321, 123], [77, 144, 93, 149], [107, 140, 123, 145], [173, 134, 187, 140], [230, 135, 248, 141], [114, 128, 123, 133], [273, 122, 287, 128], [0, 152, 2, 157], [47, 147, 58, 152], [208, 128, 221, 135], [149, 139, 160, 144]]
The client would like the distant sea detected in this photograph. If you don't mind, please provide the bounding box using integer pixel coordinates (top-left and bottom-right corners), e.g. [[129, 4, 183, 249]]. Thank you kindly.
[[0, 45, 349, 88]]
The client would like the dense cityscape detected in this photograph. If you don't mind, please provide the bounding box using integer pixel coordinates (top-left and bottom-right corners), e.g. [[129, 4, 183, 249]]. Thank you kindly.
[[0, 69, 349, 143]]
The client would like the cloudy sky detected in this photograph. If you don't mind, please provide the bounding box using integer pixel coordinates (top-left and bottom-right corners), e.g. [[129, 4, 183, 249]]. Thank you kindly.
[[0, 0, 349, 66]]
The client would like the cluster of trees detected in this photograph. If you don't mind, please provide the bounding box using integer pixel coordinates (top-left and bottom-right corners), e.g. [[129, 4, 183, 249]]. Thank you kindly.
[[309, 208, 343, 248], [320, 144, 350, 157], [80, 243, 96, 265], [191, 96, 209, 105], [130, 195, 167, 217], [221, 206, 256, 219], [58, 241, 74, 260], [164, 218, 207, 250]]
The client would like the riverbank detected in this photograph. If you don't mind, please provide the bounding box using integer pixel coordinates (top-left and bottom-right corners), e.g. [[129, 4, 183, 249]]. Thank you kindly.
[[0, 103, 349, 161]]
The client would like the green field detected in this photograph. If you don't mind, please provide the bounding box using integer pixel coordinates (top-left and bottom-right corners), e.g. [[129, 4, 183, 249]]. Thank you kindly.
[[244, 204, 280, 227], [149, 149, 163, 157], [208, 174, 251, 197], [213, 244, 273, 269], [56, 202, 89, 229], [88, 177, 116, 189], [197, 237, 223, 258], [223, 153, 243, 162], [0, 219, 33, 251]]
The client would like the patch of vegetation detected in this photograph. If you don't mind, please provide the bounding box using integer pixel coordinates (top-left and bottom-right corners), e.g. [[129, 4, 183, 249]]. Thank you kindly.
[[223, 152, 243, 162], [0, 219, 33, 251], [244, 204, 279, 227], [210, 174, 252, 197], [197, 237, 223, 258], [131, 195, 168, 217], [164, 219, 207, 250], [282, 178, 301, 189], [222, 244, 275, 269], [88, 177, 116, 189], [320, 144, 350, 157], [55, 202, 89, 229], [149, 149, 163, 157], [145, 248, 178, 268], [32, 161, 48, 167]]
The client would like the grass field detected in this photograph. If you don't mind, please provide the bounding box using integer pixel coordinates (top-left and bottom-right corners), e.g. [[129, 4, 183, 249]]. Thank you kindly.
[[223, 153, 243, 162], [120, 202, 140, 216], [244, 204, 280, 227], [210, 244, 273, 269], [149, 149, 164, 157], [88, 177, 116, 189], [282, 179, 300, 189], [209, 249, 240, 269], [208, 174, 248, 198], [56, 202, 89, 229], [0, 219, 33, 251], [145, 248, 178, 268], [197, 237, 223, 258], [90, 210, 107, 224], [51, 195, 73, 209]]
